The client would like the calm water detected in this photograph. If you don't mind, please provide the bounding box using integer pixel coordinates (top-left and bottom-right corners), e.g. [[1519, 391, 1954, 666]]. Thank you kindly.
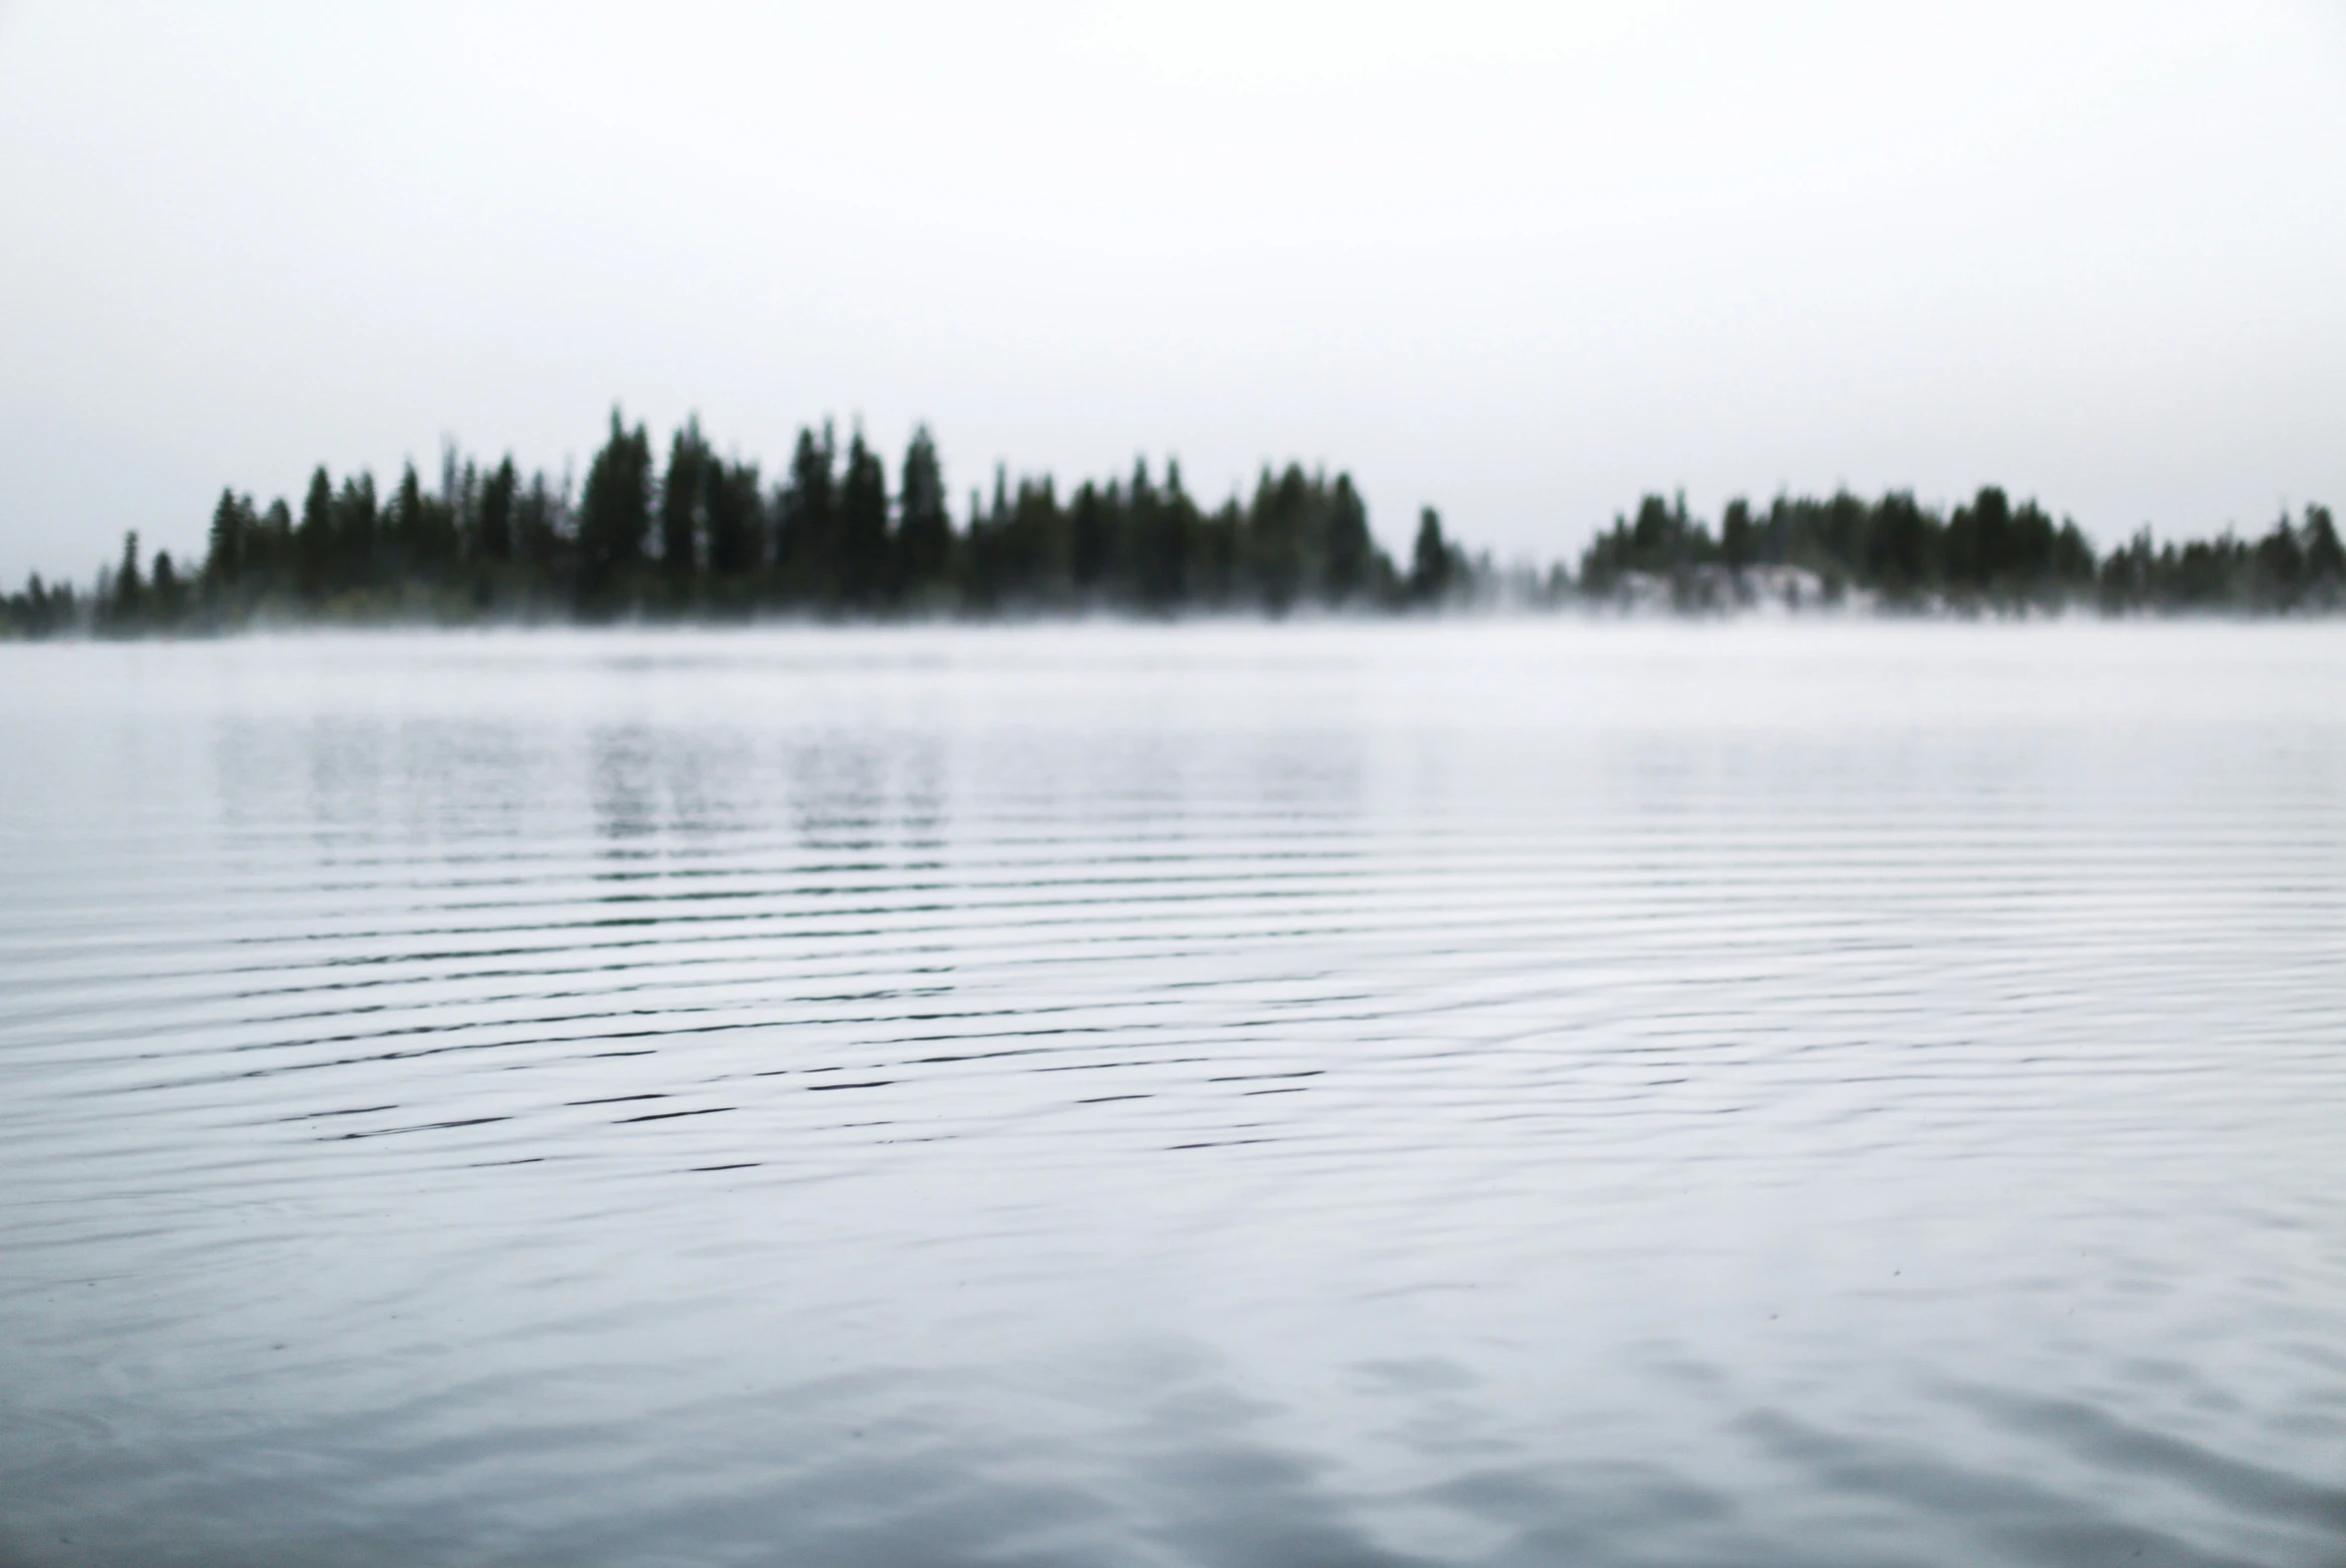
[[2, 622, 2342, 1568]]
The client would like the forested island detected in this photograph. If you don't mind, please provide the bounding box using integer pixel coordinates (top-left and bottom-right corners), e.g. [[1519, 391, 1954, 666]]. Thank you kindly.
[[3, 411, 2341, 637]]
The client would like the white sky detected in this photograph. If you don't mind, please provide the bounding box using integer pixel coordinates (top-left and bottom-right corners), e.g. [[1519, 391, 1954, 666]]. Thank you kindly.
[[3, 0, 2344, 580]]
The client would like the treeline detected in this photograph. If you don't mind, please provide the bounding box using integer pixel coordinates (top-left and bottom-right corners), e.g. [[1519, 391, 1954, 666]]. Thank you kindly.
[[1576, 487, 2345, 614], [4, 413, 2342, 637], [0, 413, 1470, 637]]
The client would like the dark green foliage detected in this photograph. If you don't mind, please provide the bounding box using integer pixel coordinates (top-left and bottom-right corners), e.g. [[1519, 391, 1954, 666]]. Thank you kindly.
[[334, 473, 379, 593], [837, 433, 890, 607], [1128, 461, 1184, 610], [149, 551, 186, 626], [1410, 508, 1460, 604], [704, 460, 764, 581], [296, 468, 335, 601], [1325, 475, 1372, 601], [1069, 482, 1111, 596], [1865, 492, 1932, 601], [2085, 503, 2344, 615], [895, 427, 951, 600], [1247, 466, 1309, 611], [0, 573, 75, 638], [1720, 499, 1755, 573], [478, 458, 518, 565], [109, 532, 143, 625], [206, 491, 252, 586], [999, 475, 1068, 600], [515, 472, 566, 580], [253, 499, 292, 585], [18, 410, 2336, 641], [579, 410, 653, 596], [660, 422, 708, 579], [391, 462, 461, 581], [1579, 485, 2107, 612], [777, 426, 838, 601]]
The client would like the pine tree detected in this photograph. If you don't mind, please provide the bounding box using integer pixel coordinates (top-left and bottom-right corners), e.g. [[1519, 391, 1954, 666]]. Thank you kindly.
[[895, 426, 951, 599], [1131, 458, 1185, 609], [112, 532, 144, 626], [478, 458, 518, 564], [253, 498, 292, 587], [660, 421, 710, 580], [1721, 498, 1755, 575], [1070, 481, 1111, 597], [579, 409, 654, 596], [392, 463, 428, 579], [1409, 508, 1452, 604], [704, 460, 764, 580], [205, 489, 249, 587], [150, 551, 184, 626], [334, 472, 379, 592], [516, 471, 564, 582], [296, 468, 334, 600], [1325, 474, 1371, 602], [1245, 465, 1311, 611], [838, 430, 890, 606], [778, 425, 838, 600]]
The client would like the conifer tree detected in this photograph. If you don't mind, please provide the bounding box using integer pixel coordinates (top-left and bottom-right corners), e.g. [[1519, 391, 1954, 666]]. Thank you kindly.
[[1867, 492, 1929, 600], [516, 471, 564, 580], [1326, 474, 1371, 602], [704, 460, 764, 580], [1070, 481, 1111, 596], [1409, 508, 1452, 604], [205, 489, 248, 587], [478, 458, 518, 564], [778, 425, 838, 599], [294, 469, 334, 600], [838, 430, 890, 606], [895, 426, 951, 598], [660, 421, 709, 579], [1131, 459, 1186, 609], [392, 464, 428, 579], [579, 409, 654, 595], [1721, 498, 1755, 574], [253, 498, 292, 587], [150, 551, 184, 626], [1247, 465, 1308, 611], [113, 532, 143, 625], [1949, 486, 2012, 595], [334, 473, 379, 592]]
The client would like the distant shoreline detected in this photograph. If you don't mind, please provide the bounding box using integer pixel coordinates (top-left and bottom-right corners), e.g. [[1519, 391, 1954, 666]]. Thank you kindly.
[[6, 411, 2340, 639]]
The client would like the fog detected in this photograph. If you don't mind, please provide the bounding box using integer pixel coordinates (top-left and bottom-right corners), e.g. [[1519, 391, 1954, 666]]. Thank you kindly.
[[3, 0, 2344, 580]]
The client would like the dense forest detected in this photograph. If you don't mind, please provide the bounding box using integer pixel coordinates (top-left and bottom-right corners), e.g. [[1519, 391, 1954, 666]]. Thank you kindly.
[[1575, 489, 2344, 614], [2, 411, 2340, 637]]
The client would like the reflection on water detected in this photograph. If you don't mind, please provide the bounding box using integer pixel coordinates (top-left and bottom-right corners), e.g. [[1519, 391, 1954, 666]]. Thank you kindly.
[[1, 623, 2343, 1567]]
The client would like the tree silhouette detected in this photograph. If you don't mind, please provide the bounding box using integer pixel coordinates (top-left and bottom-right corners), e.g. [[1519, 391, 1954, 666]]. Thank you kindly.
[[1410, 508, 1452, 604], [896, 426, 951, 601], [29, 408, 2338, 639], [478, 457, 518, 565], [778, 425, 838, 602], [660, 421, 709, 581], [837, 430, 890, 607], [704, 459, 764, 582], [579, 409, 653, 598]]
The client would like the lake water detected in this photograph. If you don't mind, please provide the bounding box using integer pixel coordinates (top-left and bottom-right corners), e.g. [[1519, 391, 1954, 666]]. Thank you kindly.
[[2, 622, 2342, 1568]]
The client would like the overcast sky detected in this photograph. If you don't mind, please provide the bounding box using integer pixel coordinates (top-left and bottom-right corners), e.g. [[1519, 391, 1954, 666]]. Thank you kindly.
[[3, 0, 2343, 579]]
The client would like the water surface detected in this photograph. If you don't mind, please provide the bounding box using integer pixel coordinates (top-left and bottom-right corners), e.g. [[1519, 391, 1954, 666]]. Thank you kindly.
[[2, 622, 2342, 1567]]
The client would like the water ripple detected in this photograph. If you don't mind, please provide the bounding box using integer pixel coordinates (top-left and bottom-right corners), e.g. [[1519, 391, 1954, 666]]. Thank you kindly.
[[1, 623, 2342, 1567]]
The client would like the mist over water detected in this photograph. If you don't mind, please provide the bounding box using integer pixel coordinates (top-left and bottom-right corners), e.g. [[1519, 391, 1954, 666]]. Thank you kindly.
[[2, 622, 2342, 1567]]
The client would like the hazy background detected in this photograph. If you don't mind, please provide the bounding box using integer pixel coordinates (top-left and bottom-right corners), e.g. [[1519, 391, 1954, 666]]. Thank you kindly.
[[3, 0, 2343, 583]]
